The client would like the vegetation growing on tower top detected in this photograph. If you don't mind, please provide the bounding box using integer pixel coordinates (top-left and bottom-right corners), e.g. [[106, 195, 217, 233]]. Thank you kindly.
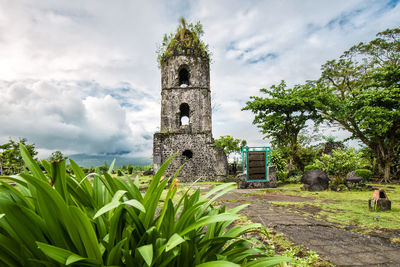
[[157, 17, 211, 67]]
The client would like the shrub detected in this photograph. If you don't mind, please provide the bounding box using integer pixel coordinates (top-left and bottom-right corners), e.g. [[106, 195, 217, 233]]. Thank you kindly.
[[117, 169, 123, 176], [0, 144, 290, 266], [277, 170, 288, 184], [312, 148, 371, 182], [355, 169, 373, 182], [304, 165, 320, 172], [271, 148, 287, 173], [128, 165, 133, 174], [286, 175, 302, 184]]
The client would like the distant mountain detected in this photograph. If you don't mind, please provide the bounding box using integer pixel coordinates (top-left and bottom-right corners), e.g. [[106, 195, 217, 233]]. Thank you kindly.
[[67, 154, 152, 168]]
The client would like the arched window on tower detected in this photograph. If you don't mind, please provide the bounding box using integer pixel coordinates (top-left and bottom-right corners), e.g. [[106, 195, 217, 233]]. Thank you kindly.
[[179, 68, 189, 87], [179, 103, 190, 126]]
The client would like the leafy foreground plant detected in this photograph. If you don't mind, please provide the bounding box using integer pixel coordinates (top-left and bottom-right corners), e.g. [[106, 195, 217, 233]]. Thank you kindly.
[[0, 144, 290, 266]]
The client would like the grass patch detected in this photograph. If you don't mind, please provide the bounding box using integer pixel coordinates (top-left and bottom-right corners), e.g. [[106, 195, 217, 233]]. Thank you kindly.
[[268, 183, 400, 231]]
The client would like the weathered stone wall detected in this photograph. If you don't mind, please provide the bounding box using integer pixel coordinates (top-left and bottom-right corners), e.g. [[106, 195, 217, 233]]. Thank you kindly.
[[160, 88, 212, 133], [153, 132, 228, 181], [161, 56, 209, 89]]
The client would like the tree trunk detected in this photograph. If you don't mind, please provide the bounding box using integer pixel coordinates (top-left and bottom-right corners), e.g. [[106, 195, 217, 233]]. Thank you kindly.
[[372, 143, 396, 183], [287, 156, 293, 173], [384, 161, 391, 183]]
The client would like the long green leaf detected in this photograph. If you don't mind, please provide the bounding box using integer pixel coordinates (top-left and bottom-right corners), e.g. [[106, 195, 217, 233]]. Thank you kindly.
[[36, 242, 85, 265], [106, 238, 126, 266], [93, 201, 120, 219], [123, 199, 146, 213], [0, 232, 25, 265], [52, 160, 68, 203], [111, 190, 126, 202], [180, 213, 239, 236], [68, 206, 102, 261], [165, 233, 185, 252], [196, 261, 240, 267], [244, 256, 292, 267], [18, 173, 69, 248], [142, 155, 175, 207], [137, 244, 153, 266], [156, 165, 182, 231], [200, 183, 236, 201], [108, 159, 116, 174], [19, 143, 47, 182], [69, 159, 92, 195]]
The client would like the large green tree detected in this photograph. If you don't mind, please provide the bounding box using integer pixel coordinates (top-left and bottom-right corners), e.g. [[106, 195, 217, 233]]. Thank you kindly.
[[0, 138, 38, 175], [243, 81, 321, 172], [315, 28, 400, 182], [214, 135, 247, 161]]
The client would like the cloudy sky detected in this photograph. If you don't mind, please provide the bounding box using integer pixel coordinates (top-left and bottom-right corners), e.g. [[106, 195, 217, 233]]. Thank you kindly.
[[0, 0, 399, 160]]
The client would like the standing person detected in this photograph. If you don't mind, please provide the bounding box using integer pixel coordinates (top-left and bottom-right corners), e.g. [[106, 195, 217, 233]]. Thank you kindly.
[[233, 161, 237, 176]]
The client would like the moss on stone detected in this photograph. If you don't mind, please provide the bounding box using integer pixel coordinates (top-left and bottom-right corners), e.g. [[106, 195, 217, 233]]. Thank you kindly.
[[157, 18, 210, 66]]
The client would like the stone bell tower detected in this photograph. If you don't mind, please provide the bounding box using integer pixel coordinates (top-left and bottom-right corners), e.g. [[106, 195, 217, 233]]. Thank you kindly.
[[153, 21, 228, 181]]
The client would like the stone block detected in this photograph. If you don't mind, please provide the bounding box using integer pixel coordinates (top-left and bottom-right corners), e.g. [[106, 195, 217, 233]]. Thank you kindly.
[[369, 199, 391, 211], [237, 165, 277, 189]]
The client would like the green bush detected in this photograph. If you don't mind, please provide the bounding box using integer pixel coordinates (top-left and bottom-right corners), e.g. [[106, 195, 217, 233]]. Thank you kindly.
[[312, 148, 371, 183], [117, 169, 123, 176], [286, 175, 302, 184], [0, 144, 290, 266], [128, 165, 133, 174], [271, 148, 287, 173], [304, 165, 320, 172], [355, 169, 372, 182]]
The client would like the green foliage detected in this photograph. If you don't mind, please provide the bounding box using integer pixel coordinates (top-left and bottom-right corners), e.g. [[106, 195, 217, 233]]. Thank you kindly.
[[0, 138, 38, 175], [304, 165, 321, 172], [271, 148, 287, 173], [49, 151, 65, 162], [117, 169, 123, 176], [271, 148, 289, 185], [313, 148, 371, 183], [355, 169, 373, 183], [88, 166, 95, 173], [295, 144, 318, 171], [243, 81, 322, 173], [325, 136, 336, 143], [285, 175, 302, 184], [214, 135, 247, 160], [157, 18, 211, 67], [128, 165, 133, 175], [0, 144, 290, 266], [314, 27, 400, 182]]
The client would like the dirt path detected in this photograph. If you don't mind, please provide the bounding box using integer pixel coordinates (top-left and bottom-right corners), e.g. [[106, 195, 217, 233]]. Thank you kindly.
[[215, 188, 400, 266]]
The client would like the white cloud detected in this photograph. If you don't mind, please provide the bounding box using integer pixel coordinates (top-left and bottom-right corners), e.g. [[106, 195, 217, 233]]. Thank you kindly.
[[0, 80, 158, 158]]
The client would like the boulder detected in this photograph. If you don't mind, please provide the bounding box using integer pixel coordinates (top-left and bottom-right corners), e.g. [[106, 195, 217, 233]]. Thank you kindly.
[[346, 171, 356, 179], [301, 170, 330, 191], [346, 176, 363, 184], [143, 170, 154, 176]]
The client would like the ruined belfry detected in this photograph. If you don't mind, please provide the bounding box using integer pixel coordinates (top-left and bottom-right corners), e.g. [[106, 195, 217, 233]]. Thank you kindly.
[[153, 20, 228, 181]]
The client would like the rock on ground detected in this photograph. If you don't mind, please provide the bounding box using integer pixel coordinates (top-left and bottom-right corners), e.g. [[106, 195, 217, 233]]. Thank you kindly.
[[301, 170, 330, 191]]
